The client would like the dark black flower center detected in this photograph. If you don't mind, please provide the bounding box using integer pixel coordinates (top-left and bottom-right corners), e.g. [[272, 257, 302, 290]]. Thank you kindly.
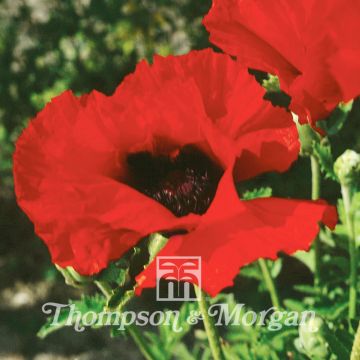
[[126, 146, 223, 217]]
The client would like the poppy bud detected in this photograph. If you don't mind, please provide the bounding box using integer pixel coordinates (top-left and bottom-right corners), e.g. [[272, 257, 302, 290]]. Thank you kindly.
[[297, 316, 329, 358], [334, 150, 360, 186]]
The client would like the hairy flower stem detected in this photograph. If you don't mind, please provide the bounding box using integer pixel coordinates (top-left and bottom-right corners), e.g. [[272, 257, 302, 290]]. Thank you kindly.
[[351, 322, 360, 360], [95, 281, 157, 360], [258, 258, 281, 309], [341, 184, 358, 319], [311, 155, 322, 286], [94, 280, 113, 298], [194, 285, 225, 360]]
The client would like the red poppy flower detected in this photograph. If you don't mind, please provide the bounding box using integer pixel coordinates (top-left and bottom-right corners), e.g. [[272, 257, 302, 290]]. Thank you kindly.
[[203, 0, 360, 126], [13, 49, 337, 296]]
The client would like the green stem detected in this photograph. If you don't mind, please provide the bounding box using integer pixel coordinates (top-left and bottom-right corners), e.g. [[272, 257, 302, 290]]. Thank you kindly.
[[311, 155, 321, 200], [94, 280, 113, 298], [311, 155, 322, 286], [127, 324, 157, 360], [95, 281, 156, 360], [258, 258, 281, 309], [351, 322, 360, 360], [194, 286, 225, 360], [341, 184, 357, 319]]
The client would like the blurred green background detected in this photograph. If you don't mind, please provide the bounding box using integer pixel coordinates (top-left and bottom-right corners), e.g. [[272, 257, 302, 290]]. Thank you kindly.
[[2, 1, 360, 359], [0, 1, 211, 358]]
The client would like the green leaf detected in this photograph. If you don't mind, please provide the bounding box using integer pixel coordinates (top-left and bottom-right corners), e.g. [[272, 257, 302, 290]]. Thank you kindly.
[[283, 299, 306, 312], [150, 302, 198, 358], [323, 256, 348, 274], [313, 301, 348, 321], [270, 259, 283, 279], [37, 305, 72, 339], [293, 249, 315, 273], [262, 74, 280, 93], [312, 139, 337, 181], [148, 233, 168, 263], [143, 331, 169, 360], [173, 343, 197, 360], [293, 284, 322, 296], [96, 261, 128, 286], [104, 233, 168, 313], [240, 263, 263, 280], [321, 324, 351, 359], [322, 101, 353, 136], [242, 187, 273, 200], [107, 288, 135, 311], [37, 295, 106, 339]]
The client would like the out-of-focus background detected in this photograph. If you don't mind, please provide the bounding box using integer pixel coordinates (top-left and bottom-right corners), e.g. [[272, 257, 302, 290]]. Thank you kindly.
[[0, 1, 211, 358]]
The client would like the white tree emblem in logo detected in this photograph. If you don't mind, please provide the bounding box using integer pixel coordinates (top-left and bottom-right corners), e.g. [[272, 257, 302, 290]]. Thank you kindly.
[[156, 256, 201, 301]]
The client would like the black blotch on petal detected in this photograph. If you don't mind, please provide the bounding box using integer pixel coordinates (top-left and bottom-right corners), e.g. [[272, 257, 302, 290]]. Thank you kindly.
[[126, 146, 223, 217]]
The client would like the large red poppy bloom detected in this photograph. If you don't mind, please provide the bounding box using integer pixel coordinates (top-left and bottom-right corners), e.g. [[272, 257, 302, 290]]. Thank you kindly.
[[203, 0, 360, 126], [14, 50, 336, 296]]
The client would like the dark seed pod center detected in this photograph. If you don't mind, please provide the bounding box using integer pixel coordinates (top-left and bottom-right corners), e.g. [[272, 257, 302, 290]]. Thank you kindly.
[[126, 146, 223, 217]]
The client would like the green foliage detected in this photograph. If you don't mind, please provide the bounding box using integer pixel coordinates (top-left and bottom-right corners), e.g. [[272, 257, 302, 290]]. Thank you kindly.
[[141, 302, 198, 360], [148, 233, 168, 262], [320, 101, 353, 136], [38, 294, 106, 339], [295, 317, 352, 359], [107, 287, 135, 312], [176, 294, 301, 360], [242, 187, 273, 200], [262, 74, 280, 93], [313, 139, 337, 181], [96, 260, 129, 287], [241, 259, 283, 288]]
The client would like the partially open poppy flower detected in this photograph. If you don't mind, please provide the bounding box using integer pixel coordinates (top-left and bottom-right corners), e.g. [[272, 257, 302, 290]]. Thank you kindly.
[[203, 0, 360, 126], [14, 49, 337, 296]]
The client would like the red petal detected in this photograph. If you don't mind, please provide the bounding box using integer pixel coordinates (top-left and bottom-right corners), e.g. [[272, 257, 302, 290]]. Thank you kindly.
[[221, 84, 300, 179], [136, 167, 337, 296], [204, 0, 360, 124], [115, 49, 241, 121], [43, 220, 142, 275], [203, 0, 305, 85], [14, 91, 200, 275], [117, 49, 299, 177], [13, 50, 301, 276]]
